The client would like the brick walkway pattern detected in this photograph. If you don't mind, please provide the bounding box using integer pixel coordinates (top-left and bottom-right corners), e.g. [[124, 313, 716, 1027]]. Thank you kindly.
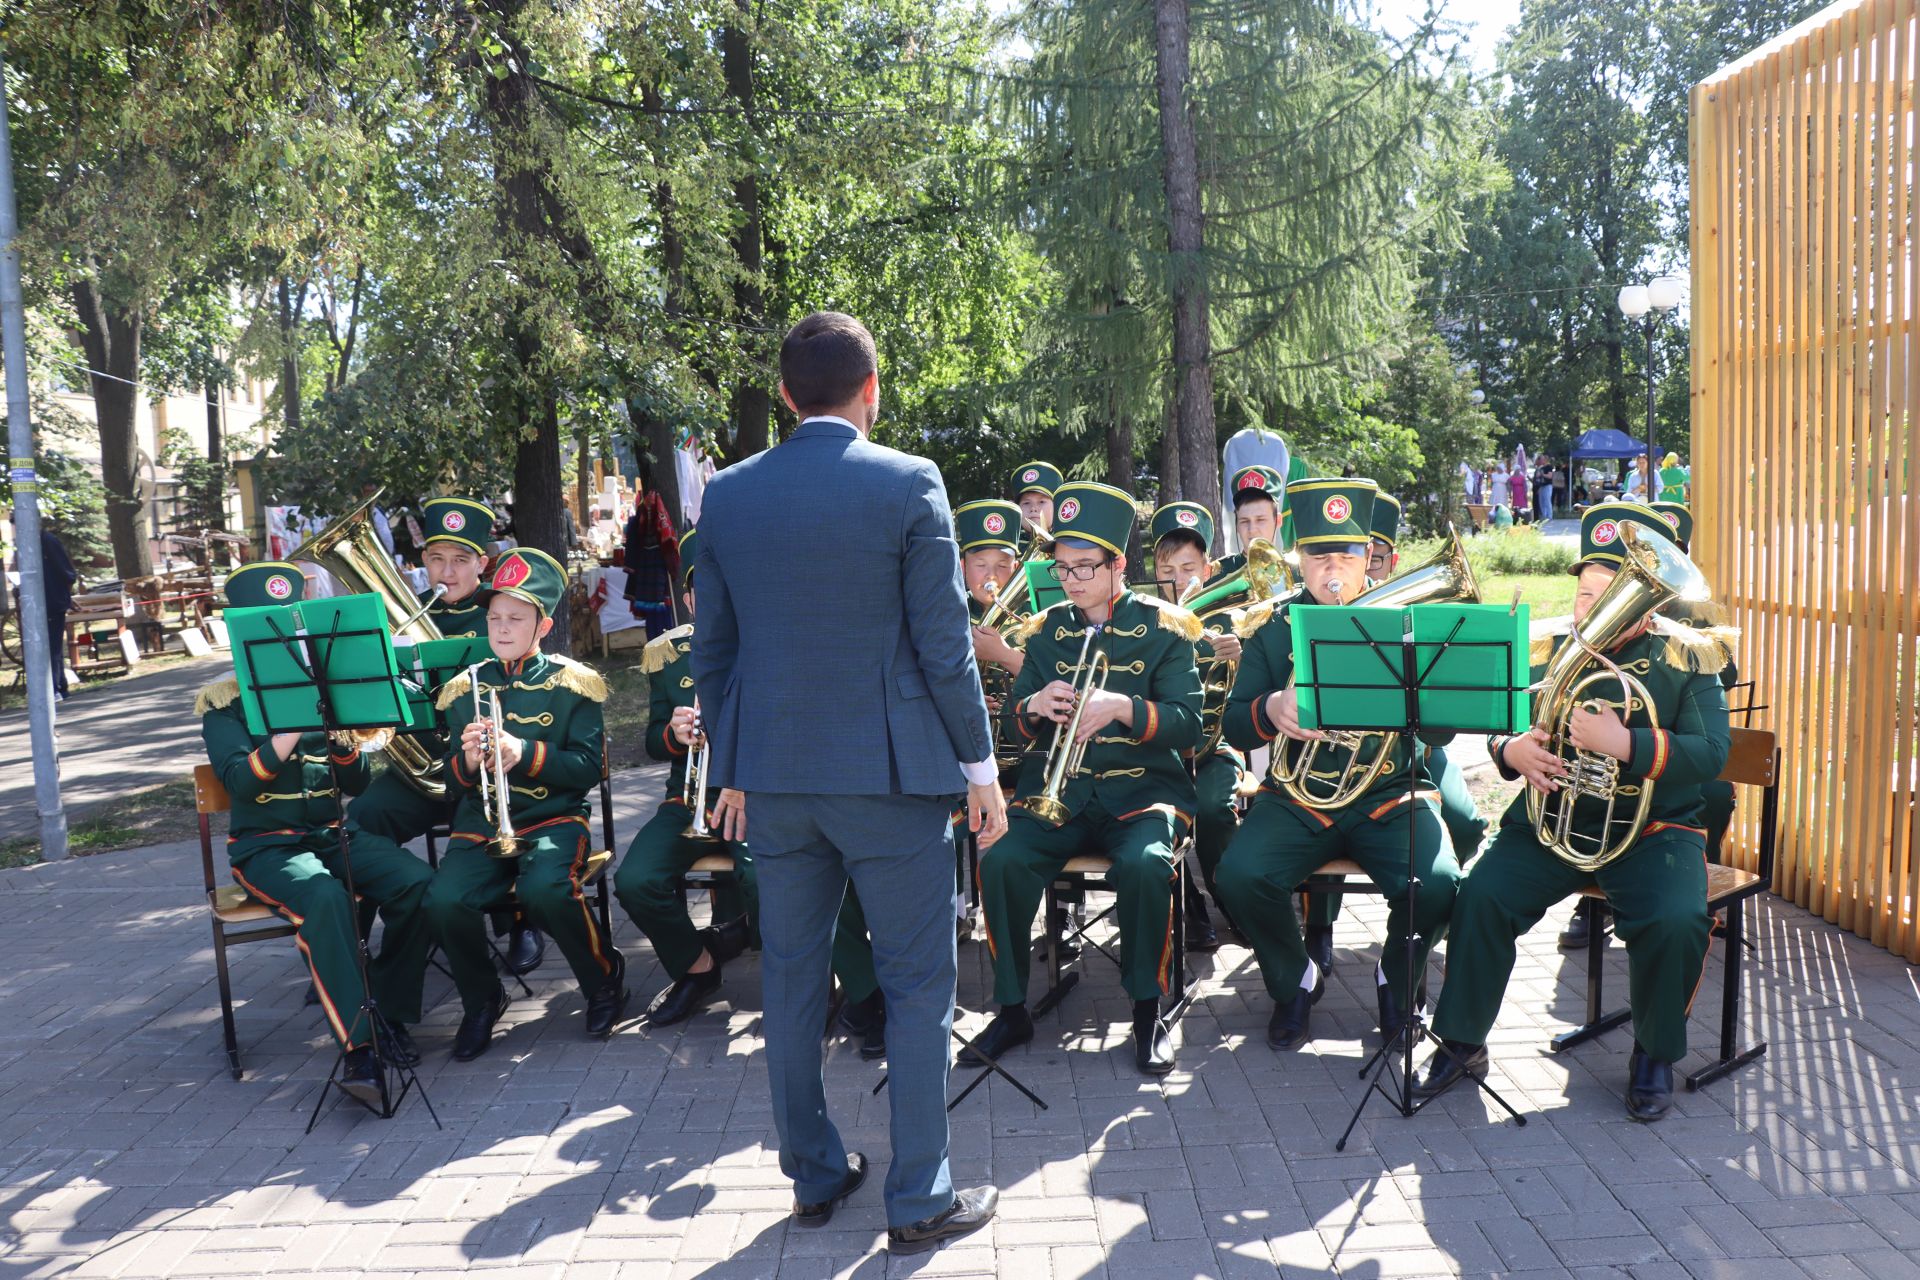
[[4, 763, 1919, 1279]]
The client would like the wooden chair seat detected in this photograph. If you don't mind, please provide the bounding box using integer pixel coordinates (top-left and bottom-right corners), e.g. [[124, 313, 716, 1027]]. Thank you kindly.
[[209, 886, 278, 925], [1314, 858, 1365, 878], [1574, 859, 1764, 908], [689, 853, 736, 874], [1061, 855, 1113, 876]]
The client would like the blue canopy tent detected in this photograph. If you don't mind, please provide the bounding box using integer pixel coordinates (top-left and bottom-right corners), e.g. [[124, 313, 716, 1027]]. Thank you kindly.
[[1570, 428, 1644, 460]]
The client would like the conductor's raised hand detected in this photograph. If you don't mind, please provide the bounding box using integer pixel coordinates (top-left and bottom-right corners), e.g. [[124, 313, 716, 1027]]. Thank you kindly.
[[967, 778, 1007, 849]]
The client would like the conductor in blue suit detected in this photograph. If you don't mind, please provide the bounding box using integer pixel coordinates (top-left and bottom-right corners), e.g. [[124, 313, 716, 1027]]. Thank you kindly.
[[691, 311, 1008, 1255]]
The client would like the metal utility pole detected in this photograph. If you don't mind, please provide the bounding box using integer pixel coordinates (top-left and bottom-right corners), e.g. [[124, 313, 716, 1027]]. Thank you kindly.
[[0, 46, 69, 859]]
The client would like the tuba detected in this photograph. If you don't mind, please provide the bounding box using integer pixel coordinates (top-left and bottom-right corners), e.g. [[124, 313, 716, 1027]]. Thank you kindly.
[[1528, 522, 1709, 871], [1274, 525, 1480, 810], [1026, 625, 1110, 824], [289, 490, 448, 799], [1179, 539, 1292, 755]]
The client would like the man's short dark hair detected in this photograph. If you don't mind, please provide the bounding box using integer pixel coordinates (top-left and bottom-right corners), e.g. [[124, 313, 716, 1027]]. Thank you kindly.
[[1231, 489, 1277, 511], [1154, 530, 1208, 559], [780, 312, 877, 414]]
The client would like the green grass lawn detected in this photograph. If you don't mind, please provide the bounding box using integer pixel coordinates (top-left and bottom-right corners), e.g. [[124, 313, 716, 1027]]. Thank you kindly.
[[1394, 527, 1577, 620], [0, 778, 204, 868]]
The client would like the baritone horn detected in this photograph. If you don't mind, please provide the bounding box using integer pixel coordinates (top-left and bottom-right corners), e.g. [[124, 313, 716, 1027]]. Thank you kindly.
[[1179, 538, 1291, 755], [1273, 525, 1480, 810], [1026, 625, 1109, 825], [1528, 522, 1709, 872]]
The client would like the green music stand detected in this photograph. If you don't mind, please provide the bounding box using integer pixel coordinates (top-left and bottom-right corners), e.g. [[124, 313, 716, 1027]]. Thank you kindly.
[[228, 592, 438, 1131], [1288, 601, 1532, 1147]]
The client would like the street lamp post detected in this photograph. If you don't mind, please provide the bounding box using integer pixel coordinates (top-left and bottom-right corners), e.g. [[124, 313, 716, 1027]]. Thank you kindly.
[[1618, 273, 1686, 497]]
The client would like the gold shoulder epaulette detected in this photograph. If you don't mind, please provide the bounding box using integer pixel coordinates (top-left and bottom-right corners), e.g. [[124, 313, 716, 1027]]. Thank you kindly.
[[435, 669, 474, 712], [551, 655, 611, 703], [1015, 601, 1070, 645], [194, 676, 241, 717], [1137, 594, 1204, 642], [641, 624, 693, 675], [1234, 598, 1284, 639], [1527, 618, 1570, 667], [1648, 614, 1739, 675]]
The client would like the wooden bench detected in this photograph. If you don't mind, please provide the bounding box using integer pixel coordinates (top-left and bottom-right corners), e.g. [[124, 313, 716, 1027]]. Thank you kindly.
[[1547, 725, 1780, 1090]]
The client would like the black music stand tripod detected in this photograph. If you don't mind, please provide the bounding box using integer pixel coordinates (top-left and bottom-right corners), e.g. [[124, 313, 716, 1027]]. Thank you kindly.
[[1291, 610, 1527, 1150], [242, 616, 441, 1133]]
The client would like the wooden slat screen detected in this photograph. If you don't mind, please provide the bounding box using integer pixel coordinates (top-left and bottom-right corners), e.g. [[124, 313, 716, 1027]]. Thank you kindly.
[[1691, 0, 1920, 960]]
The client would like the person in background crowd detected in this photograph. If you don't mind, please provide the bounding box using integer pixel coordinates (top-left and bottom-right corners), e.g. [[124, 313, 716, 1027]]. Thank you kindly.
[[10, 518, 80, 698], [1625, 453, 1651, 498], [1658, 453, 1690, 503], [1507, 464, 1530, 524], [1489, 461, 1510, 519], [623, 470, 681, 639]]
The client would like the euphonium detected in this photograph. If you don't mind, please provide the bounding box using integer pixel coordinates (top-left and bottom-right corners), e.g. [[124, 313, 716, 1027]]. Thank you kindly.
[[1527, 522, 1709, 872], [1179, 539, 1291, 755], [1026, 625, 1110, 825], [289, 490, 447, 799], [1275, 525, 1481, 810]]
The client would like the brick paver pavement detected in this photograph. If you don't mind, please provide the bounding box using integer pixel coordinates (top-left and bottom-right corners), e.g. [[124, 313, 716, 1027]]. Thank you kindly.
[[3, 763, 1918, 1278]]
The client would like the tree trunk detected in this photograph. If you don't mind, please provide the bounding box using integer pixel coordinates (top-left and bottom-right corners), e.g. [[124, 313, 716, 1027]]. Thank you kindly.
[[723, 14, 770, 463], [1152, 0, 1218, 521], [644, 143, 686, 522], [204, 379, 226, 531], [72, 278, 151, 579], [278, 277, 302, 439], [1157, 396, 1181, 507]]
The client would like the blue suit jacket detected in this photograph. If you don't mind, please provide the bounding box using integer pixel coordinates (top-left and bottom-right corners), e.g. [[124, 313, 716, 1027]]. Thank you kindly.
[[691, 418, 993, 796]]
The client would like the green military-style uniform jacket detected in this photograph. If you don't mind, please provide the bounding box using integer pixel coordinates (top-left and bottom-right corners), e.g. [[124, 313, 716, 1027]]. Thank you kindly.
[[641, 624, 699, 795], [199, 678, 369, 861], [1490, 624, 1732, 834], [436, 651, 608, 840], [1224, 585, 1437, 821], [426, 589, 488, 640], [1004, 590, 1203, 830]]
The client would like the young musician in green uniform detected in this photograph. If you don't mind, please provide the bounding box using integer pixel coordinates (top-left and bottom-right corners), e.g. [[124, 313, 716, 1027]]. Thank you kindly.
[[424, 548, 625, 1059], [1011, 462, 1062, 542], [1228, 464, 1284, 556], [965, 482, 1203, 1075], [957, 500, 1028, 700], [349, 496, 544, 975], [1212, 479, 1464, 1053], [1416, 504, 1732, 1121], [1148, 500, 1246, 953], [199, 563, 435, 1099]]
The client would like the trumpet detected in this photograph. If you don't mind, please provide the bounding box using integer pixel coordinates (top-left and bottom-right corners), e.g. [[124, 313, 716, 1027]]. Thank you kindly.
[[1272, 525, 1480, 810], [683, 700, 720, 841], [1527, 522, 1708, 871], [467, 663, 521, 860], [1026, 625, 1110, 825]]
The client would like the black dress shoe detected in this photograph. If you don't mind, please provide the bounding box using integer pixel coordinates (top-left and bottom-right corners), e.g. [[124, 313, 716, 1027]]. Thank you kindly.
[[794, 1152, 867, 1227], [339, 1048, 384, 1106], [644, 966, 722, 1027], [1626, 1046, 1675, 1122], [1267, 989, 1312, 1051], [1185, 912, 1220, 954], [957, 1005, 1033, 1067], [585, 954, 629, 1039], [1305, 925, 1335, 978], [1133, 999, 1174, 1076], [382, 1023, 421, 1069], [887, 1185, 999, 1254], [701, 915, 751, 967], [1412, 1040, 1488, 1100], [1558, 899, 1610, 950], [838, 989, 883, 1037], [452, 986, 510, 1061], [860, 1018, 887, 1062], [505, 922, 546, 976]]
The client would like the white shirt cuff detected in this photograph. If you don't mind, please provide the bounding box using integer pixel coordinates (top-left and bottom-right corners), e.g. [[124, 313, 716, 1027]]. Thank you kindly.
[[961, 758, 998, 787]]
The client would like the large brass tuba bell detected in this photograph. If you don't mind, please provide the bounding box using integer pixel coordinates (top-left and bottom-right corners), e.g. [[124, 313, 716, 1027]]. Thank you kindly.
[[1273, 525, 1481, 810], [288, 489, 449, 799], [1179, 539, 1292, 755], [1527, 522, 1709, 871]]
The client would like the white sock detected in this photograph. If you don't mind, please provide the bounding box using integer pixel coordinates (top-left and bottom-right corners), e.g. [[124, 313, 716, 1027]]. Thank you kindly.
[[1299, 958, 1320, 992], [1375, 963, 1388, 987]]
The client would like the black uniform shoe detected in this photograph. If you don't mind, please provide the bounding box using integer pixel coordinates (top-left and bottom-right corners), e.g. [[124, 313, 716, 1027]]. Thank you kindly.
[[1133, 999, 1175, 1076], [1558, 899, 1611, 950], [838, 989, 884, 1037], [957, 1005, 1033, 1067], [1626, 1046, 1675, 1122], [1185, 911, 1220, 954], [1412, 1040, 1488, 1100], [887, 1185, 999, 1255], [644, 966, 722, 1027], [701, 915, 752, 967], [452, 985, 511, 1061], [383, 1023, 421, 1069], [860, 1018, 887, 1062], [794, 1152, 867, 1228], [584, 953, 629, 1039], [1305, 925, 1335, 979], [505, 922, 546, 976], [339, 1048, 385, 1106], [1267, 989, 1312, 1052]]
